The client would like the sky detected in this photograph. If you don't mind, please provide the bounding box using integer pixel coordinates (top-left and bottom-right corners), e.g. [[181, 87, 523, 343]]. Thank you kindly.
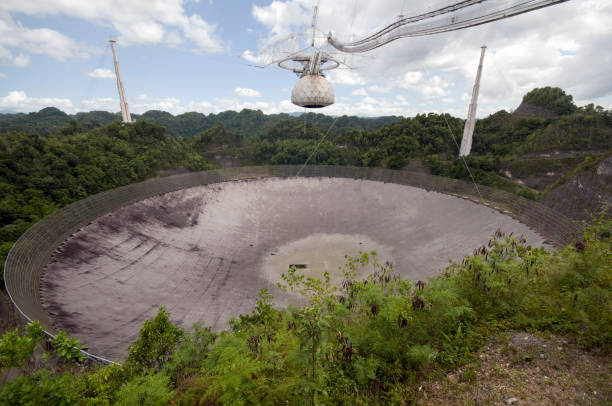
[[0, 0, 610, 118]]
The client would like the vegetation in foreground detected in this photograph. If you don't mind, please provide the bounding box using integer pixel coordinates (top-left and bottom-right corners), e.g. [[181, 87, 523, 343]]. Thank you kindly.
[[0, 218, 609, 405]]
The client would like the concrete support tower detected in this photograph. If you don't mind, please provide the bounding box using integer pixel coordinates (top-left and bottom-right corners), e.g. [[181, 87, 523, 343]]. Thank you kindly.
[[109, 39, 132, 124], [459, 46, 486, 157]]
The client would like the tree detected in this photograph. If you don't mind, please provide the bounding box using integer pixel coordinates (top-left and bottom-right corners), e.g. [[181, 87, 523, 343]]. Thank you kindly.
[[126, 307, 183, 372], [0, 321, 45, 371]]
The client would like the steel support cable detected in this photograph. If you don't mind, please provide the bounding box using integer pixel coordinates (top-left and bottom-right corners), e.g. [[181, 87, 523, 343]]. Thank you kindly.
[[329, 0, 570, 53], [296, 116, 341, 176], [402, 0, 567, 35], [331, 0, 491, 49], [332, 0, 544, 48], [337, 0, 488, 47], [331, 0, 540, 52], [442, 113, 484, 202]]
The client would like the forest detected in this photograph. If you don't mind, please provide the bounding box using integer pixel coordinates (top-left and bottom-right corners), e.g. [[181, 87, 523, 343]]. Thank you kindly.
[[0, 120, 214, 276], [0, 107, 399, 139], [0, 87, 610, 404], [2, 86, 611, 281]]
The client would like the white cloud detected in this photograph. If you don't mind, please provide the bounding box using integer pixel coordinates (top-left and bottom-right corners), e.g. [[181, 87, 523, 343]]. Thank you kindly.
[[210, 97, 284, 114], [351, 88, 367, 96], [0, 72, 6, 78], [234, 87, 262, 98], [81, 97, 118, 112], [0, 90, 74, 112], [122, 21, 165, 45], [185, 100, 214, 111], [182, 14, 224, 53], [0, 90, 435, 117], [400, 71, 423, 87], [397, 71, 451, 98], [4, 0, 612, 118], [13, 53, 30, 67], [0, 46, 12, 60], [80, 93, 419, 117], [327, 69, 366, 86], [0, 0, 225, 55], [321, 95, 418, 117], [0, 14, 87, 63], [87, 68, 115, 79], [368, 85, 391, 93], [247, 0, 612, 116], [240, 50, 260, 64], [252, 1, 310, 38], [132, 94, 184, 114], [164, 30, 183, 47]]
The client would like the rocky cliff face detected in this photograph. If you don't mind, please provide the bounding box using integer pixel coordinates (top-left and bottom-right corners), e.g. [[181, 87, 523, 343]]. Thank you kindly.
[[513, 101, 557, 118], [541, 155, 612, 221]]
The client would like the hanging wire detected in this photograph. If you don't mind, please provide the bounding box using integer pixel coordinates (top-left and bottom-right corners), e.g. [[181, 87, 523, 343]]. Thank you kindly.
[[488, 49, 515, 111], [349, 0, 359, 36], [419, 44, 485, 203], [347, 0, 359, 69], [83, 41, 112, 104], [296, 115, 341, 176], [441, 113, 484, 202], [400, 0, 408, 17], [303, 107, 307, 139], [329, 0, 570, 53]]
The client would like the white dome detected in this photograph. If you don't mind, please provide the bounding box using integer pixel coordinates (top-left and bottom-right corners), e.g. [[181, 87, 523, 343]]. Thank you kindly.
[[291, 75, 334, 108]]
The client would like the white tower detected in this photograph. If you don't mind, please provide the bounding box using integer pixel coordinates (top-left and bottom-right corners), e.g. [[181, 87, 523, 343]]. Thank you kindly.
[[459, 46, 486, 157], [109, 39, 132, 124]]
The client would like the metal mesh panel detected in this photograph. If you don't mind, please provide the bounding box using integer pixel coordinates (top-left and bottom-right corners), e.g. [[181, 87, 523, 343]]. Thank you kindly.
[[3, 165, 580, 363]]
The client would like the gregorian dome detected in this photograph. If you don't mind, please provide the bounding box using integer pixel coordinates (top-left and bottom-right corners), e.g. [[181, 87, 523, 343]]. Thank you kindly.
[[278, 50, 339, 108], [291, 74, 334, 108]]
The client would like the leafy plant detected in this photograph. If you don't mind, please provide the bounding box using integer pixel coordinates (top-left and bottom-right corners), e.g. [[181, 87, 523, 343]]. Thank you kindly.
[[0, 321, 46, 370], [0, 329, 38, 370], [114, 372, 174, 406], [0, 370, 76, 406], [51, 331, 86, 363], [164, 323, 216, 385], [126, 306, 183, 373]]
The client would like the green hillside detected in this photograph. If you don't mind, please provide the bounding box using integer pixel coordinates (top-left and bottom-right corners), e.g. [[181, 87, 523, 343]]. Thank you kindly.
[[0, 87, 610, 404], [0, 108, 400, 139]]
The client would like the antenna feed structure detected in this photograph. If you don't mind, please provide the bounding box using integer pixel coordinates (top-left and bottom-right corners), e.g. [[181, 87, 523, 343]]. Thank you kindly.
[[278, 51, 340, 108]]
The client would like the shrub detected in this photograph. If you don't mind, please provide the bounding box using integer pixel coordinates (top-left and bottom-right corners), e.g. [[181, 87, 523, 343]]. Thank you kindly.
[[114, 372, 173, 406], [0, 370, 76, 406], [51, 331, 86, 363], [126, 306, 183, 373]]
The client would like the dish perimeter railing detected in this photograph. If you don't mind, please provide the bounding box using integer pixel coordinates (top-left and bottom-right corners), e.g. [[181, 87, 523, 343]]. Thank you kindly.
[[3, 165, 582, 364]]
